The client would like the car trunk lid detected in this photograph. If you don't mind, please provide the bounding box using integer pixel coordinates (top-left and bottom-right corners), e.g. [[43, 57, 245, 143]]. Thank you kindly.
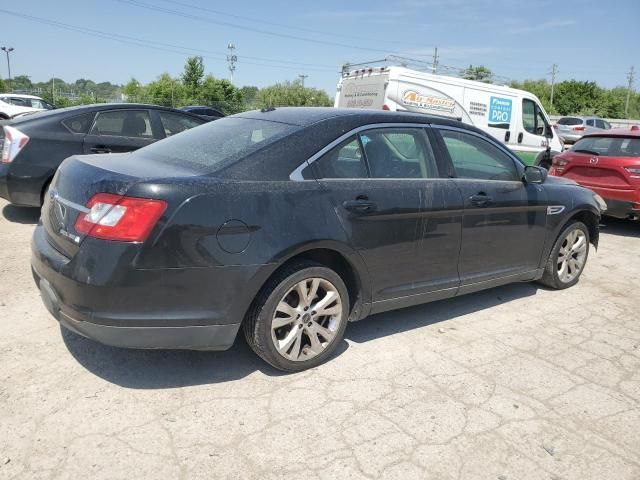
[[559, 151, 633, 188], [42, 153, 200, 258]]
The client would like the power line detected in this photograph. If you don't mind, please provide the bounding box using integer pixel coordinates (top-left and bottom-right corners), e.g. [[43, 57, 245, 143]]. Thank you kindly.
[[0, 8, 339, 73], [113, 0, 416, 55], [155, 0, 421, 47]]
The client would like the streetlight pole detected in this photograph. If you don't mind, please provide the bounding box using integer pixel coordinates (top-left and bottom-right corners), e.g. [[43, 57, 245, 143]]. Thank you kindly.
[[1, 47, 14, 91]]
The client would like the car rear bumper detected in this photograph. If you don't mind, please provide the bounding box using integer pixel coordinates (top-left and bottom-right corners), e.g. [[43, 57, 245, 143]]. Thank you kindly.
[[35, 274, 240, 350], [30, 224, 270, 350], [583, 185, 640, 218], [0, 163, 43, 206], [558, 133, 581, 144]]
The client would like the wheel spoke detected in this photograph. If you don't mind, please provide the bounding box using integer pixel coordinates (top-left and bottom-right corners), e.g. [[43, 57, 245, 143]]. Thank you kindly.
[[312, 290, 338, 315], [558, 260, 568, 281], [306, 328, 324, 355], [295, 280, 310, 307], [313, 321, 336, 342], [278, 327, 302, 359], [307, 279, 320, 305]]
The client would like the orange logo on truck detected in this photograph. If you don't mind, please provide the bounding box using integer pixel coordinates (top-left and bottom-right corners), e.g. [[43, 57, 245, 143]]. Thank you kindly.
[[402, 90, 456, 112]]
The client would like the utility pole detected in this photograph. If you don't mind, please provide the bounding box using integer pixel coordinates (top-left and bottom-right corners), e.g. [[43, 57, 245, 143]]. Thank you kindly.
[[226, 43, 237, 84], [625, 66, 635, 118], [298, 74, 308, 88], [550, 63, 558, 109], [432, 47, 439, 74], [1, 47, 14, 91]]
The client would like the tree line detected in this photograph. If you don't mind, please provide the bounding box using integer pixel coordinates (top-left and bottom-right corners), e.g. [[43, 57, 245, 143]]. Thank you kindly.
[[462, 65, 639, 119], [1, 59, 637, 119]]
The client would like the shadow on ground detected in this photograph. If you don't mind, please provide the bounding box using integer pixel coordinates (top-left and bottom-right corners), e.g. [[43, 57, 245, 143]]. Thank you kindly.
[[62, 281, 539, 389], [2, 204, 40, 224], [599, 217, 640, 238]]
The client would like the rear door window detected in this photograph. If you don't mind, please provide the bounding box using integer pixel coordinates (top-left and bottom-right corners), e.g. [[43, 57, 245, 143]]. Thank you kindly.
[[595, 119, 606, 129], [439, 129, 519, 181], [158, 111, 204, 137], [586, 119, 595, 127], [312, 136, 368, 179], [360, 128, 437, 179], [90, 110, 154, 138]]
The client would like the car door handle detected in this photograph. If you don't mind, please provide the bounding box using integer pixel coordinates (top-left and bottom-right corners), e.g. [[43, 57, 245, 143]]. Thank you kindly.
[[90, 146, 112, 154], [469, 194, 492, 207], [517, 132, 524, 143], [343, 200, 377, 213], [504, 130, 511, 142]]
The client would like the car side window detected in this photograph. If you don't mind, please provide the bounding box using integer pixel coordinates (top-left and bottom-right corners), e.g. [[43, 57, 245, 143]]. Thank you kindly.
[[158, 111, 204, 137], [586, 119, 595, 127], [312, 136, 368, 179], [62, 112, 96, 134], [9, 97, 28, 107], [595, 119, 606, 129], [439, 129, 519, 181], [359, 128, 437, 179], [90, 110, 153, 138], [603, 120, 612, 129], [522, 99, 536, 134]]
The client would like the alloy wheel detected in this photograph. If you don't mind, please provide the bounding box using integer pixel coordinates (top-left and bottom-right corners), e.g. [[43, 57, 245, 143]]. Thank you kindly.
[[271, 277, 343, 362], [557, 229, 587, 283]]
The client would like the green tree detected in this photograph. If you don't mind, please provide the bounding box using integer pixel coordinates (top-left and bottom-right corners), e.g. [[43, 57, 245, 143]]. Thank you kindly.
[[240, 85, 259, 107], [0, 77, 5, 93], [461, 65, 493, 83], [257, 80, 331, 108], [552, 80, 603, 116], [145, 73, 182, 107], [11, 75, 33, 91], [123, 78, 144, 102], [198, 75, 244, 112], [182, 56, 204, 102]]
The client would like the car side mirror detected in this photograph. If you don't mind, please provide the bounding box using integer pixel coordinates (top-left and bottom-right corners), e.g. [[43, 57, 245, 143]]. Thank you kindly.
[[524, 165, 548, 184]]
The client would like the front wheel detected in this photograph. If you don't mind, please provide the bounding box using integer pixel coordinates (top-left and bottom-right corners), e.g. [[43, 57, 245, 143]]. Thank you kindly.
[[539, 221, 590, 289], [244, 261, 349, 372]]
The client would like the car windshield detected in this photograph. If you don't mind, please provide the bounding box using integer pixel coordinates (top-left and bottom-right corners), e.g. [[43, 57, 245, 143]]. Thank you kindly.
[[135, 116, 298, 172], [572, 136, 640, 157]]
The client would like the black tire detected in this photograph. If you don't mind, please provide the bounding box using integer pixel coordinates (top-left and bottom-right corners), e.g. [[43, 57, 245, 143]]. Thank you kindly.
[[243, 260, 349, 372], [538, 220, 590, 289]]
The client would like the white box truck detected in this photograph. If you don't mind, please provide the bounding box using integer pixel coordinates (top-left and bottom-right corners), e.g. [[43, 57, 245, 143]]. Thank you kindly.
[[335, 66, 563, 167]]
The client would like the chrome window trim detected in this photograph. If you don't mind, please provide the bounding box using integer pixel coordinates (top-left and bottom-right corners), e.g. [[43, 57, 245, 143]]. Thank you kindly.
[[289, 122, 436, 181]]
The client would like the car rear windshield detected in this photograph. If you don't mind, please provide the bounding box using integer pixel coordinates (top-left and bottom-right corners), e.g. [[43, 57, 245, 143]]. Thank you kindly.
[[572, 136, 640, 157], [557, 117, 583, 126], [135, 117, 298, 173]]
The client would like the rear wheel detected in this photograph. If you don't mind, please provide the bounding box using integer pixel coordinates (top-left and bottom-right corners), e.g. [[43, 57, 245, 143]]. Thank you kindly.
[[539, 221, 589, 289], [244, 261, 349, 372]]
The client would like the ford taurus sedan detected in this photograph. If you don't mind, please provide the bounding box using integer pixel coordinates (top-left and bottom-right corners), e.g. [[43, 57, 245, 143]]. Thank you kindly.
[[31, 108, 604, 372]]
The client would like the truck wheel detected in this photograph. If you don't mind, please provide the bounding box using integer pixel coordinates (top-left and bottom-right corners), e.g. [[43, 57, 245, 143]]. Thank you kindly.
[[244, 261, 349, 372], [538, 220, 590, 290]]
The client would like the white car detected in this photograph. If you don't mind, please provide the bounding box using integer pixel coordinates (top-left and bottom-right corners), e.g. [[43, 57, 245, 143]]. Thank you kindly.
[[0, 94, 55, 119]]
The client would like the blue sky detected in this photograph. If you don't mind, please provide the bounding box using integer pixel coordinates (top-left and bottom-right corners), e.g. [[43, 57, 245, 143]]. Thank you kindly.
[[1, 0, 638, 94]]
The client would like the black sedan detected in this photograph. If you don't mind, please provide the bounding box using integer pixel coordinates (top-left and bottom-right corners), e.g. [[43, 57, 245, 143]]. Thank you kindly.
[[0, 103, 206, 206], [31, 108, 604, 372]]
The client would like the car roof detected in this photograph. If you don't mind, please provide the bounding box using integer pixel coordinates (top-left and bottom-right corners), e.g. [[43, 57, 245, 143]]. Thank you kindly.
[[559, 115, 600, 120], [235, 107, 467, 128], [0, 93, 45, 100], [583, 127, 640, 138], [8, 102, 203, 124]]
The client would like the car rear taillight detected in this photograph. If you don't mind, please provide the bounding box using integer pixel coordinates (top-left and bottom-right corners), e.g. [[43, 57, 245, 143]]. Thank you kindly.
[[1, 126, 30, 164], [551, 156, 569, 174], [553, 124, 558, 130], [382, 104, 390, 111], [74, 193, 167, 242], [625, 166, 640, 177], [572, 126, 586, 131]]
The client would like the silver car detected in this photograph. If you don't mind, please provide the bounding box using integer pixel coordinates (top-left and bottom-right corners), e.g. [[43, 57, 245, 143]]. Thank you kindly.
[[554, 116, 611, 144]]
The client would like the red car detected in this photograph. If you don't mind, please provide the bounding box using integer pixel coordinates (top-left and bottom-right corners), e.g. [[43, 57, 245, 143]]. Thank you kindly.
[[550, 126, 640, 219]]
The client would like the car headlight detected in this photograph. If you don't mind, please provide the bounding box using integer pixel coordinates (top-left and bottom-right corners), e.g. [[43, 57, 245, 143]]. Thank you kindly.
[[592, 193, 607, 212]]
